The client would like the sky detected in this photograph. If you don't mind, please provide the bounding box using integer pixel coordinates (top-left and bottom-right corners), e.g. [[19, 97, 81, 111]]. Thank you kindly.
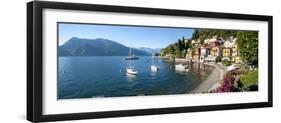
[[58, 23, 194, 49]]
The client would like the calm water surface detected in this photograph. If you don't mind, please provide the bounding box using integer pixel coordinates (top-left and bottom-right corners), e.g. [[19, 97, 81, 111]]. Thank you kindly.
[[58, 56, 214, 99]]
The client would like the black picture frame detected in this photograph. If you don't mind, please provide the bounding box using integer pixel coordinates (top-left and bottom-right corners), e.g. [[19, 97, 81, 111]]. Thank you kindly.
[[27, 1, 273, 122]]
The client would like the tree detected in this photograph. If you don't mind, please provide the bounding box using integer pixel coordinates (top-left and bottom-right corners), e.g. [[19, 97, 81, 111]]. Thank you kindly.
[[191, 29, 199, 40], [236, 31, 258, 65], [177, 39, 182, 51]]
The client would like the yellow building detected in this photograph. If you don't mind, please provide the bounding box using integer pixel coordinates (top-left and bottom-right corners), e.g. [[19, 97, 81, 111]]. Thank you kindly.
[[234, 56, 241, 63], [222, 48, 231, 57], [211, 47, 220, 57], [232, 44, 241, 63]]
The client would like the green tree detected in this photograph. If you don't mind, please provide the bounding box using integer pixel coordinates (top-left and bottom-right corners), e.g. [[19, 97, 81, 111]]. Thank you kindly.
[[191, 29, 200, 40], [236, 31, 258, 65]]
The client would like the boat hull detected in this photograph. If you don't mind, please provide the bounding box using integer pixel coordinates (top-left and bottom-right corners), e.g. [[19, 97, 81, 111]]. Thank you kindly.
[[151, 65, 159, 71], [125, 57, 139, 60], [175, 64, 188, 72], [126, 68, 138, 75]]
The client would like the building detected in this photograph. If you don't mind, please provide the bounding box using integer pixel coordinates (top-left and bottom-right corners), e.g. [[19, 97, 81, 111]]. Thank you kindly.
[[222, 37, 240, 63], [210, 46, 221, 57], [189, 36, 241, 64], [204, 55, 216, 63], [186, 49, 193, 61], [222, 47, 232, 61], [232, 44, 241, 63], [192, 47, 200, 62], [234, 56, 241, 63], [199, 47, 210, 63]]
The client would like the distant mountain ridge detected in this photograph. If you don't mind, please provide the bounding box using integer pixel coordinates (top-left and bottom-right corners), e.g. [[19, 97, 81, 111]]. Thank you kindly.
[[59, 37, 158, 56], [137, 47, 162, 54]]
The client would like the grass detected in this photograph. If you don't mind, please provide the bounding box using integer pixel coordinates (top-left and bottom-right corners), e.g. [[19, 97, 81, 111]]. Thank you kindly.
[[240, 69, 258, 87]]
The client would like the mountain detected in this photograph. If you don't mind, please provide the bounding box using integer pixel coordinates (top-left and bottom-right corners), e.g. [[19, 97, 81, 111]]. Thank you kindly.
[[59, 37, 151, 56], [137, 47, 162, 54]]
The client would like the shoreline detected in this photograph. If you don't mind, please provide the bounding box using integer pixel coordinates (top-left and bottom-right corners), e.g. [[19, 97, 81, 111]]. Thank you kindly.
[[189, 63, 226, 94]]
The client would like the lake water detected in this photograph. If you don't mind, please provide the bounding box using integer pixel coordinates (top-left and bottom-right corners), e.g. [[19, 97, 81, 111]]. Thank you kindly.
[[58, 56, 214, 99]]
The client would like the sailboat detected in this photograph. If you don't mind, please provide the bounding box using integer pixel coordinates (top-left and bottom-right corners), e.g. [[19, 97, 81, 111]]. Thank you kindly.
[[125, 48, 139, 60], [126, 48, 138, 75], [151, 53, 159, 72]]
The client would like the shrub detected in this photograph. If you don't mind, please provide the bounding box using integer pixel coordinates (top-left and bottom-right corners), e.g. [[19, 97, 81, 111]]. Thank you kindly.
[[222, 59, 231, 66], [210, 73, 236, 93], [215, 56, 222, 63]]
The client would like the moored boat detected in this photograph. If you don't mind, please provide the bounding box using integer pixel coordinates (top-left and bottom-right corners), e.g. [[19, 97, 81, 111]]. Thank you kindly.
[[126, 47, 138, 75], [151, 53, 159, 72], [175, 64, 188, 72], [151, 65, 159, 72], [126, 67, 138, 75], [125, 55, 139, 60]]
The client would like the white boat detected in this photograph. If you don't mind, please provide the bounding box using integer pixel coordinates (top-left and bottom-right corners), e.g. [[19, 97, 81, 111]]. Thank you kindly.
[[126, 47, 138, 75], [125, 55, 139, 60], [127, 67, 138, 75], [151, 54, 159, 72], [175, 64, 188, 72], [151, 65, 159, 72]]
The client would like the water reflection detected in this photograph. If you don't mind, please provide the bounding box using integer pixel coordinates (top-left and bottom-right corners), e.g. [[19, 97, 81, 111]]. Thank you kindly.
[[126, 73, 136, 82]]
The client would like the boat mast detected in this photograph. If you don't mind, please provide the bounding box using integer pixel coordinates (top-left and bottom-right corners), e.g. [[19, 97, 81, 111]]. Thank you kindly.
[[129, 47, 131, 56], [129, 48, 131, 67], [152, 53, 154, 65]]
